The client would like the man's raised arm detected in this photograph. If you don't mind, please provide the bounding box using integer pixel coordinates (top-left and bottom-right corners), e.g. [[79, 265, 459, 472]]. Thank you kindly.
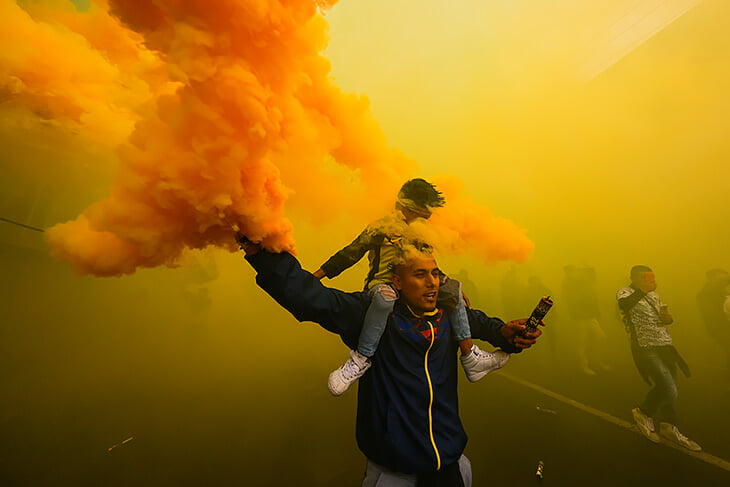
[[244, 248, 368, 349]]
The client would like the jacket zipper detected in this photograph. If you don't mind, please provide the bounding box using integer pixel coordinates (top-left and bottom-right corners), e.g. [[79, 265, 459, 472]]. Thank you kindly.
[[424, 319, 441, 470]]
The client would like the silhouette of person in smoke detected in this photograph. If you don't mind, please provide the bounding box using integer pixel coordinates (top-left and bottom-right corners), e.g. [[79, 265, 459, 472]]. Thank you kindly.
[[180, 252, 219, 317], [697, 268, 730, 374], [500, 265, 525, 318], [455, 269, 481, 308], [526, 275, 551, 306], [239, 237, 542, 486], [563, 265, 609, 375], [526, 275, 557, 357]]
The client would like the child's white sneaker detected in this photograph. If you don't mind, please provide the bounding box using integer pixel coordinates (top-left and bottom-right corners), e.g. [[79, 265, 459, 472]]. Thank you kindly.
[[460, 345, 510, 382], [328, 350, 371, 396]]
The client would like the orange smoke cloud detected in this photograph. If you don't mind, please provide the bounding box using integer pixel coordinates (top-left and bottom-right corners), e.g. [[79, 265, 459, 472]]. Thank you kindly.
[[428, 176, 533, 264], [4, 0, 532, 276], [0, 0, 173, 145]]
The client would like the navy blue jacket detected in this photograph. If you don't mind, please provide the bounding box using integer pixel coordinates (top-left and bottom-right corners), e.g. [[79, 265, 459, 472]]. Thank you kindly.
[[246, 251, 521, 474]]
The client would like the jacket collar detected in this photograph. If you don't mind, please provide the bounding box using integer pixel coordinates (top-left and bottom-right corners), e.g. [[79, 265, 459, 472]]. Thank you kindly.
[[393, 300, 441, 320]]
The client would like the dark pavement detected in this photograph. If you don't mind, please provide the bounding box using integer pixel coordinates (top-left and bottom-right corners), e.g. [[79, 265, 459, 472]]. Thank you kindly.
[[2, 352, 729, 486]]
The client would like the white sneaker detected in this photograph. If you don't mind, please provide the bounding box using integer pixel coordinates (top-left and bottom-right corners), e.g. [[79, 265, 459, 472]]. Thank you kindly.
[[328, 350, 371, 396], [658, 422, 702, 452], [460, 345, 510, 382], [631, 408, 660, 443]]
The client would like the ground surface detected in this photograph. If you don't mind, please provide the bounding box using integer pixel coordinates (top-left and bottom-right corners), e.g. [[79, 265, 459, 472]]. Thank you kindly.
[[2, 349, 729, 486]]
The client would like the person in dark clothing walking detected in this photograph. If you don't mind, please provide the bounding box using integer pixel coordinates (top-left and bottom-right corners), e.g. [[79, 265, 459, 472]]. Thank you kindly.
[[697, 268, 730, 374], [564, 265, 608, 375], [239, 237, 542, 486]]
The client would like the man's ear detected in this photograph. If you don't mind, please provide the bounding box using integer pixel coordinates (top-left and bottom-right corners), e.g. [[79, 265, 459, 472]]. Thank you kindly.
[[392, 273, 403, 291]]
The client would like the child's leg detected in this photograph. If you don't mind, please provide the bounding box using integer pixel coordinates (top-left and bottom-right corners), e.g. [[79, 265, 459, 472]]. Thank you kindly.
[[443, 278, 510, 382], [440, 279, 473, 356], [328, 284, 397, 396], [358, 284, 398, 357], [452, 287, 473, 355]]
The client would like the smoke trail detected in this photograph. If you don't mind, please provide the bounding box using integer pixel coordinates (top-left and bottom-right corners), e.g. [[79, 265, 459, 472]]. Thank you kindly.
[[3, 0, 532, 276], [423, 175, 533, 264], [378, 175, 533, 266]]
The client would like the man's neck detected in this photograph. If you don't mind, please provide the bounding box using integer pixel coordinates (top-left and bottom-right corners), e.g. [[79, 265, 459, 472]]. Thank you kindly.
[[405, 303, 439, 318]]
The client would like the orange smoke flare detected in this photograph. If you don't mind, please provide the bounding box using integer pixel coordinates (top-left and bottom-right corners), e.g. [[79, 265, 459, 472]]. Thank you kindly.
[[3, 0, 532, 276]]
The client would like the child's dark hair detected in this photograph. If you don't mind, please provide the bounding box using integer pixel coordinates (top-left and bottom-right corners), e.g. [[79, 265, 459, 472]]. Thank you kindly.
[[397, 179, 445, 210]]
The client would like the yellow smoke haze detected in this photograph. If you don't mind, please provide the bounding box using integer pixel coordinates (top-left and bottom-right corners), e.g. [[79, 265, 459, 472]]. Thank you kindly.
[[2, 0, 532, 276], [4, 2, 730, 482]]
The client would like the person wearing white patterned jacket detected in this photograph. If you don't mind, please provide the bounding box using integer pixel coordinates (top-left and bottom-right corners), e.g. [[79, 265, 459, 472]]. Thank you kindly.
[[617, 265, 701, 451]]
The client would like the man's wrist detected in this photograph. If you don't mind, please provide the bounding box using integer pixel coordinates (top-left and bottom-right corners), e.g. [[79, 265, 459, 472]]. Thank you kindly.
[[499, 324, 510, 340], [243, 243, 260, 255], [499, 323, 519, 348]]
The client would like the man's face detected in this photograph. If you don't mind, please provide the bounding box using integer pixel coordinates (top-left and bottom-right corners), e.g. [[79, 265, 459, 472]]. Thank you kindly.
[[392, 255, 441, 314], [633, 271, 656, 288]]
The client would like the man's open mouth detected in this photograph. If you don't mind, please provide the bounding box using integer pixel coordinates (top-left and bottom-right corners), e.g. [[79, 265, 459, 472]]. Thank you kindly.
[[424, 291, 437, 299]]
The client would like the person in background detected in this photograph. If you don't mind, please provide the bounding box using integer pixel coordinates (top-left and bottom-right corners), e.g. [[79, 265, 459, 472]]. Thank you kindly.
[[526, 275, 557, 357], [565, 265, 609, 375], [455, 269, 481, 309], [501, 265, 525, 319], [526, 276, 551, 306], [618, 265, 701, 451], [697, 268, 730, 375]]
